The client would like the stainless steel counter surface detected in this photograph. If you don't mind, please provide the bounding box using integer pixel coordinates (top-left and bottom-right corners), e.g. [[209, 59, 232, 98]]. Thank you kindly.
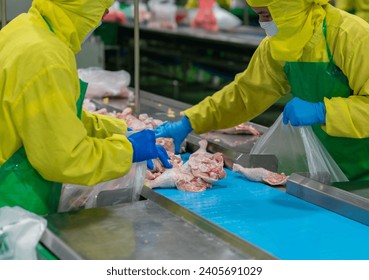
[[41, 200, 272, 260]]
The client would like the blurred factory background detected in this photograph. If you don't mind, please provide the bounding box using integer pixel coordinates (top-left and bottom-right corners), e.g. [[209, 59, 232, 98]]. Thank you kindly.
[[2, 1, 365, 128], [2, 0, 289, 126]]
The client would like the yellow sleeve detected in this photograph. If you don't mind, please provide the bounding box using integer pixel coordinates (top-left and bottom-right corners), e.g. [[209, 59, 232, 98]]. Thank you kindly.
[[81, 110, 128, 138], [324, 9, 369, 138], [184, 39, 290, 134], [355, 0, 369, 20], [335, 0, 354, 12], [12, 66, 133, 186]]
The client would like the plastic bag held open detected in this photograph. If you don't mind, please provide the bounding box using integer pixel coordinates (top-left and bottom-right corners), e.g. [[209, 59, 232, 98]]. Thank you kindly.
[[59, 130, 147, 212], [250, 114, 348, 184], [191, 0, 218, 32]]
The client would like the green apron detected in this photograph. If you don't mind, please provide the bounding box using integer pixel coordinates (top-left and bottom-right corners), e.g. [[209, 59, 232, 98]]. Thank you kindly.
[[284, 20, 369, 181], [0, 17, 88, 215]]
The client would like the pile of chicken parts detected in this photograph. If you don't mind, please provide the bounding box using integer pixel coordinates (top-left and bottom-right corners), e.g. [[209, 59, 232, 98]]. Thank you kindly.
[[87, 106, 288, 191]]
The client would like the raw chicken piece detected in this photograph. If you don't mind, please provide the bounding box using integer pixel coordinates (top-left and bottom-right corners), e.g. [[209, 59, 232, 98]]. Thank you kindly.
[[233, 163, 288, 186], [117, 108, 164, 131], [146, 169, 159, 180], [167, 151, 183, 167], [175, 173, 211, 192], [148, 159, 167, 174], [215, 123, 262, 136], [146, 168, 179, 188], [145, 139, 225, 192], [82, 99, 96, 112], [145, 167, 210, 192], [187, 139, 226, 183], [138, 114, 155, 129], [156, 137, 175, 153], [138, 114, 163, 129], [116, 108, 147, 131], [147, 151, 183, 173], [146, 151, 183, 182]]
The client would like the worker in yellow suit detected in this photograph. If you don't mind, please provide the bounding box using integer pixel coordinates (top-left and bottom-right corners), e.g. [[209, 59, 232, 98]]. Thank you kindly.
[[155, 0, 369, 182], [0, 0, 172, 215], [335, 0, 369, 22]]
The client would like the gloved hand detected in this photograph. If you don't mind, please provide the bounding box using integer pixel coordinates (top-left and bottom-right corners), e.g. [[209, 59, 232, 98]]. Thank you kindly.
[[146, 146, 171, 170], [128, 129, 172, 168], [147, 159, 155, 170], [283, 97, 326, 126], [154, 116, 193, 154]]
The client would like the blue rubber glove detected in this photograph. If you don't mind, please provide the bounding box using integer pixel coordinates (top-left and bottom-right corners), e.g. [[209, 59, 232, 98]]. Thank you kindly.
[[283, 97, 326, 126], [146, 145, 173, 170], [128, 129, 172, 168], [147, 159, 154, 170], [127, 128, 156, 169], [154, 116, 193, 154]]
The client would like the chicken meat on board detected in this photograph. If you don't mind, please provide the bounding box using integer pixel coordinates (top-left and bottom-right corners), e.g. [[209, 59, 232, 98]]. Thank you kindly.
[[138, 113, 163, 130], [145, 139, 226, 192], [186, 139, 226, 183], [214, 123, 263, 136], [233, 163, 288, 186], [145, 150, 183, 180], [115, 107, 147, 131]]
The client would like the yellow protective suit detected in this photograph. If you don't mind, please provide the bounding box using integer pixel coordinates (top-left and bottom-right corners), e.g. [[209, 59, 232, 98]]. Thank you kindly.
[[184, 2, 369, 139], [0, 0, 135, 186], [336, 0, 369, 22]]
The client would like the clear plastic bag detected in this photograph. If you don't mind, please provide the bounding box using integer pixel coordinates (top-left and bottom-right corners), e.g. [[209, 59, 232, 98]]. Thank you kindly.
[[78, 67, 133, 99], [0, 206, 47, 260], [250, 114, 348, 183], [147, 0, 178, 29], [58, 161, 146, 212], [213, 3, 242, 30]]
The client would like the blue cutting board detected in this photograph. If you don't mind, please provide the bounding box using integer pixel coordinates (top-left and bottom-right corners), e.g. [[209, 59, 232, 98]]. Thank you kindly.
[[155, 154, 369, 260]]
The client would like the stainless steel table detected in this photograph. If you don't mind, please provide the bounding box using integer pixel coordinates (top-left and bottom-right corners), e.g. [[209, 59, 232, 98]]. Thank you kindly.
[[41, 200, 274, 260]]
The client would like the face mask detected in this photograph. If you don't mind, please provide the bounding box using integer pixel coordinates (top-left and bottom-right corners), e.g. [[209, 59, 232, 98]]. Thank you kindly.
[[82, 21, 102, 44], [259, 20, 278, 37]]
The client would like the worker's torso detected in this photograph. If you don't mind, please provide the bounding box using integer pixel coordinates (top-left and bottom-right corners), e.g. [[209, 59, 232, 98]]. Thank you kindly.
[[285, 16, 369, 181], [0, 11, 78, 165], [0, 12, 84, 215]]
